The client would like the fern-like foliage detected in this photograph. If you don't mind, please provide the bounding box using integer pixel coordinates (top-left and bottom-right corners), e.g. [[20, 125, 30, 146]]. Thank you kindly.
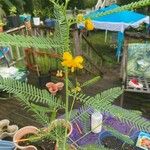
[[85, 87, 123, 105], [81, 76, 101, 88], [0, 77, 65, 109], [51, 0, 71, 52], [103, 126, 134, 146], [17, 94, 51, 125], [73, 88, 150, 133], [70, 108, 91, 134], [80, 144, 113, 150], [0, 33, 62, 50], [0, 0, 149, 54], [0, 0, 71, 53], [104, 105, 150, 133], [76, 87, 122, 106], [0, 77, 66, 125]]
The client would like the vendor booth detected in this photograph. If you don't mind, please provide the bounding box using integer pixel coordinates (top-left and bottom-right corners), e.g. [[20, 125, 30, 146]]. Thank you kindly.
[[80, 4, 150, 60]]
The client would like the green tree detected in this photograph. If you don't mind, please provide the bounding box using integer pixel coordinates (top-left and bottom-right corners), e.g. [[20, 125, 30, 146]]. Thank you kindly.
[[0, 0, 26, 14], [82, 0, 97, 8], [118, 0, 138, 5]]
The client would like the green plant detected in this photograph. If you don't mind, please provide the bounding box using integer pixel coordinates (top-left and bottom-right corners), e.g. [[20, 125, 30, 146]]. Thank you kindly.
[[0, 0, 150, 149], [0, 0, 149, 50], [0, 77, 116, 144], [0, 75, 150, 149], [79, 144, 113, 150], [34, 50, 61, 75], [0, 76, 150, 149], [43, 7, 53, 18], [9, 6, 17, 16], [33, 9, 42, 17], [35, 55, 52, 75], [0, 19, 5, 26], [32, 0, 53, 19], [0, 0, 26, 15], [0, 4, 6, 22], [82, 0, 97, 8]]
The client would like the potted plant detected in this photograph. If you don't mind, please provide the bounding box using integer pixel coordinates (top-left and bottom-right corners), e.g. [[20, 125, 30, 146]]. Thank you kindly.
[[13, 120, 72, 150], [0, 119, 18, 139], [45, 18, 56, 28], [19, 13, 31, 24], [44, 7, 55, 28], [47, 119, 73, 150], [13, 126, 39, 150], [34, 54, 51, 88], [33, 9, 41, 26], [7, 6, 20, 28], [34, 50, 61, 88]]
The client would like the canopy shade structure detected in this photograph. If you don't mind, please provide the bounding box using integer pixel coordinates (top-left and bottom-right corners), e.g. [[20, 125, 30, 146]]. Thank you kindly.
[[85, 4, 149, 33], [79, 4, 150, 60]]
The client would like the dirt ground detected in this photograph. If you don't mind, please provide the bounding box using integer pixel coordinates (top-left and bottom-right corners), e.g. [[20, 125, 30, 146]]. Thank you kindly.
[[80, 64, 150, 119], [0, 63, 149, 150]]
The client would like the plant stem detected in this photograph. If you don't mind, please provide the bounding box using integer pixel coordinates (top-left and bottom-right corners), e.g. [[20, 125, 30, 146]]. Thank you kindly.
[[65, 0, 70, 9], [69, 72, 78, 119], [69, 91, 77, 119], [63, 67, 69, 150]]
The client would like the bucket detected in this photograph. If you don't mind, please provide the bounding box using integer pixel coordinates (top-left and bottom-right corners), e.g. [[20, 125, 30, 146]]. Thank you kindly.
[[19, 14, 31, 24], [45, 19, 55, 27], [0, 140, 15, 150], [33, 17, 40, 26]]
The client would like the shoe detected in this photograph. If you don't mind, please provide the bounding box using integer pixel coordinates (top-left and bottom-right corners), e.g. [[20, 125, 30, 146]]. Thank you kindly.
[[128, 78, 143, 88]]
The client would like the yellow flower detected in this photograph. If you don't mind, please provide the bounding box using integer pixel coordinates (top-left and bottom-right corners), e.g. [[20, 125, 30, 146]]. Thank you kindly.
[[76, 86, 81, 92], [56, 70, 63, 77], [71, 86, 81, 93], [61, 52, 73, 68], [77, 14, 84, 22], [85, 19, 94, 31], [61, 52, 84, 72], [71, 56, 83, 72]]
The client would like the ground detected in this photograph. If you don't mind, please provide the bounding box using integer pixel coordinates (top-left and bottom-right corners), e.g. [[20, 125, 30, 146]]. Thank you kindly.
[[0, 63, 149, 127]]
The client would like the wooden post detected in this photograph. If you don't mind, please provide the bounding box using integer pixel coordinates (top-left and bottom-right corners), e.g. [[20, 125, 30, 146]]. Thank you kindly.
[[72, 28, 82, 55], [16, 46, 21, 59], [120, 92, 124, 107], [9, 46, 14, 60], [120, 37, 128, 107]]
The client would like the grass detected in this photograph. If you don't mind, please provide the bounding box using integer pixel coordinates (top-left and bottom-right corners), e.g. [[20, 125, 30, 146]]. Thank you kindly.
[[82, 30, 118, 67]]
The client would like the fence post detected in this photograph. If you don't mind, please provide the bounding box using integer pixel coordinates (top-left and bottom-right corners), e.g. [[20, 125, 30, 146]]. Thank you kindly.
[[72, 28, 82, 55]]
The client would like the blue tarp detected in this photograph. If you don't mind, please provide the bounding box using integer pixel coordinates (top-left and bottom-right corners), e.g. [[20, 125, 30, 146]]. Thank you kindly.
[[86, 4, 148, 25], [83, 4, 150, 60]]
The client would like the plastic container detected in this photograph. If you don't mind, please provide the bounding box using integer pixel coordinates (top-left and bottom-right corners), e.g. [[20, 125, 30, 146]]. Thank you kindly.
[[45, 19, 55, 27], [91, 112, 103, 133], [33, 17, 40, 26], [19, 14, 31, 24], [0, 140, 15, 150]]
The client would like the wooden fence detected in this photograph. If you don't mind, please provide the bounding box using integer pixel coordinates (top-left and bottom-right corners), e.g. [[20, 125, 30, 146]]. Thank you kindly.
[[2, 24, 103, 76]]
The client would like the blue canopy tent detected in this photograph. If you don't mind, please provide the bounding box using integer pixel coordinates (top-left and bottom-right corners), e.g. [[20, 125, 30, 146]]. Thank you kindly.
[[79, 4, 150, 60]]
